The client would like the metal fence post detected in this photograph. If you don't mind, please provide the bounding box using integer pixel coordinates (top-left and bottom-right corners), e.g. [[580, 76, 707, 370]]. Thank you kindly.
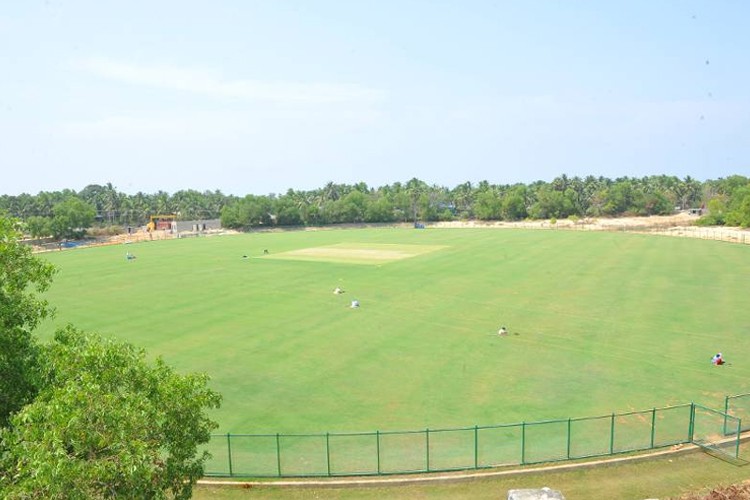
[[650, 408, 656, 449], [724, 396, 730, 436], [211, 397, 750, 478], [326, 432, 331, 476], [276, 433, 282, 477], [687, 403, 695, 443], [226, 433, 233, 477], [736, 418, 742, 459], [474, 425, 479, 469], [376, 431, 381, 475], [426, 429, 430, 472]]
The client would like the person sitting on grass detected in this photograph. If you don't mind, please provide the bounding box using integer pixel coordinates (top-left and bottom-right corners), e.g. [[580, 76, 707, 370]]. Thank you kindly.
[[712, 353, 724, 365], [498, 326, 508, 336]]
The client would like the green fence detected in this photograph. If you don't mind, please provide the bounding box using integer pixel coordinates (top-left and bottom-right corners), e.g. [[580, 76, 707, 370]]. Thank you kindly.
[[725, 393, 750, 433], [691, 403, 741, 460], [202, 400, 746, 477]]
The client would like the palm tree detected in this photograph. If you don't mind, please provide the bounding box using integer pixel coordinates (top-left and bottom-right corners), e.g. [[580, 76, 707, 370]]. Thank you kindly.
[[450, 181, 475, 218], [682, 176, 703, 209], [404, 178, 424, 222], [551, 174, 570, 192], [153, 191, 172, 215], [322, 182, 341, 202], [101, 182, 121, 224]]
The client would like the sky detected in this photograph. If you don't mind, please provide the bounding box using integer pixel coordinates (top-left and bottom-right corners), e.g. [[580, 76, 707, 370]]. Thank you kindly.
[[1, 1, 748, 196]]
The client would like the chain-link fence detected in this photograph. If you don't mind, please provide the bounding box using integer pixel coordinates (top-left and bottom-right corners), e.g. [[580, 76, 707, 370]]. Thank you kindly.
[[692, 403, 741, 459], [725, 393, 750, 433], [202, 401, 743, 477]]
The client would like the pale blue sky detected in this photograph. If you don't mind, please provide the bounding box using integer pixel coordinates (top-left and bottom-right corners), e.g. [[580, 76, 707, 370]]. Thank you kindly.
[[1, 1, 748, 195]]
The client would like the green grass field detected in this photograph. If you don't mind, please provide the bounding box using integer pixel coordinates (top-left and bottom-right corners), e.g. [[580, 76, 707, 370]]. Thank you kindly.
[[36, 228, 750, 436]]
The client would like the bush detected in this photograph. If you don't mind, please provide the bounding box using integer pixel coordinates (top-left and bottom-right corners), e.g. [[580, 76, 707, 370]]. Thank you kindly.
[[695, 215, 725, 226]]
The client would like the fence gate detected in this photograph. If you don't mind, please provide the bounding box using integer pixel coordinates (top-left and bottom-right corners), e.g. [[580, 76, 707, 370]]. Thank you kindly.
[[691, 403, 741, 460]]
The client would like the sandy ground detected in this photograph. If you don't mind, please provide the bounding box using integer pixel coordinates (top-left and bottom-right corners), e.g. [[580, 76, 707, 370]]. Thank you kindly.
[[117, 213, 749, 243], [430, 213, 750, 245], [32, 214, 750, 253], [431, 212, 694, 229], [267, 243, 448, 265]]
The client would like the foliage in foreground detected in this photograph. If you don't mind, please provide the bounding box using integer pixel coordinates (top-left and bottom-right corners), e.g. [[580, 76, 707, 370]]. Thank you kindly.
[[0, 216, 56, 426], [0, 326, 222, 499], [0, 214, 222, 499]]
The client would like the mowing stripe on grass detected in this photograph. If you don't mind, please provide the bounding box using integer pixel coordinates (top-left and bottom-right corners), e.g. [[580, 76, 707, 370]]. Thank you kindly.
[[36, 229, 750, 435]]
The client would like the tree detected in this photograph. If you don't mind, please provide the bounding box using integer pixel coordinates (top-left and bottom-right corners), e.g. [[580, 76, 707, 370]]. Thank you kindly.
[[601, 182, 635, 216], [697, 197, 728, 226], [364, 194, 395, 223], [450, 182, 475, 219], [0, 216, 57, 426], [642, 191, 673, 216], [49, 197, 96, 240], [564, 176, 589, 215], [219, 202, 242, 229], [274, 194, 304, 226], [385, 183, 411, 222], [79, 183, 120, 224], [0, 214, 221, 498], [405, 178, 428, 223], [24, 216, 51, 239], [338, 190, 369, 223], [528, 185, 574, 219], [240, 195, 274, 227], [501, 186, 528, 221], [220, 195, 273, 229], [474, 190, 502, 220], [0, 326, 221, 499], [725, 184, 750, 228]]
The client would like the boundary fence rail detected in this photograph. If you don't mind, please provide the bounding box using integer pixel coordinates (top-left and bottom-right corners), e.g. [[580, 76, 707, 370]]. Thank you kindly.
[[203, 397, 747, 478], [524, 222, 750, 245]]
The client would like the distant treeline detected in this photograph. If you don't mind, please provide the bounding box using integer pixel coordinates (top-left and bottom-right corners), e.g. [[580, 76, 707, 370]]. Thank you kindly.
[[2, 175, 749, 239]]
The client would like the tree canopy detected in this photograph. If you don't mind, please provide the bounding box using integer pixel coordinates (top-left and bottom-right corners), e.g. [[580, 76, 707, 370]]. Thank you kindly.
[[2, 175, 750, 233], [0, 216, 56, 426], [0, 215, 221, 499], [0, 327, 221, 499]]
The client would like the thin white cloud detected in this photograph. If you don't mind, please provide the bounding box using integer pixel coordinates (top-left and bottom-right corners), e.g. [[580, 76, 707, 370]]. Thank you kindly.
[[60, 104, 384, 142], [74, 57, 386, 104], [61, 113, 258, 141]]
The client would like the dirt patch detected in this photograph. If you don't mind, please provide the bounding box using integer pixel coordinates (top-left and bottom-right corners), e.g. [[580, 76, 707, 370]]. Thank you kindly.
[[431, 213, 697, 230], [265, 243, 447, 265], [673, 481, 750, 499], [430, 214, 750, 245]]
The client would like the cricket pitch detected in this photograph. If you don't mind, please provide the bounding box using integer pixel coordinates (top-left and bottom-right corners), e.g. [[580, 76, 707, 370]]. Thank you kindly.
[[263, 243, 447, 265]]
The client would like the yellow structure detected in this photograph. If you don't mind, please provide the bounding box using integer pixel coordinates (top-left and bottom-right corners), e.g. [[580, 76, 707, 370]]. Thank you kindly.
[[146, 214, 176, 232]]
